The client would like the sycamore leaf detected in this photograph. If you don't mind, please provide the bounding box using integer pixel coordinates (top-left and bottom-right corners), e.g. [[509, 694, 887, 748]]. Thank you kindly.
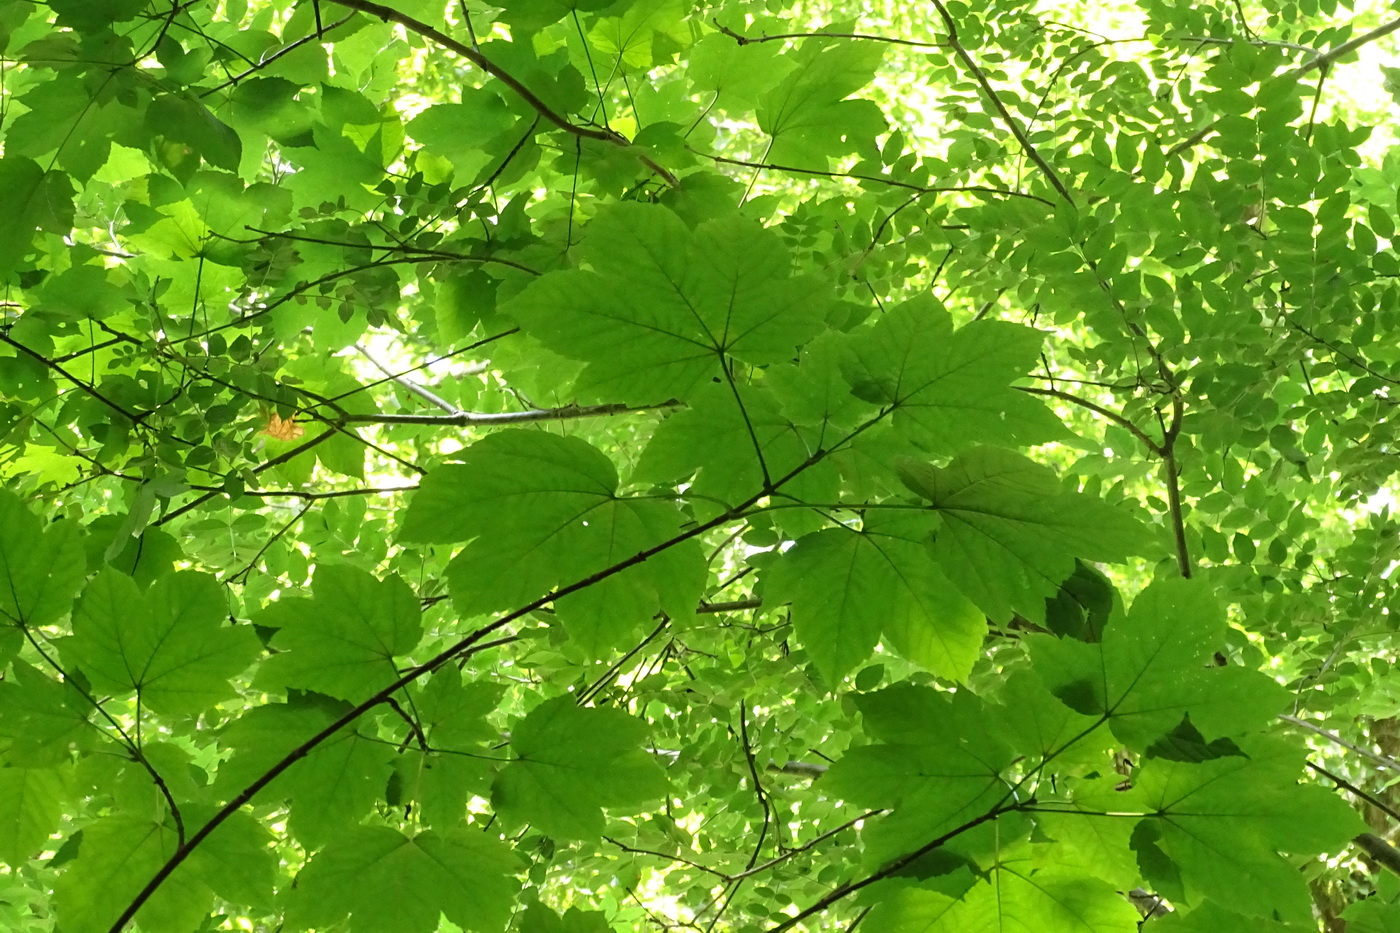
[[1341, 895, 1400, 933], [286, 825, 520, 933], [1123, 736, 1365, 922], [903, 447, 1148, 623], [634, 380, 840, 523], [1155, 903, 1305, 931], [505, 202, 827, 403], [255, 565, 422, 702], [215, 701, 395, 847], [0, 767, 65, 866], [1033, 782, 1143, 887], [520, 902, 613, 933], [941, 857, 1141, 932], [842, 298, 1068, 454], [53, 815, 210, 933], [765, 512, 986, 684], [407, 666, 502, 748], [400, 431, 704, 625], [823, 686, 1014, 865], [0, 157, 75, 275], [1027, 577, 1290, 749], [0, 660, 92, 767], [66, 569, 262, 715], [493, 696, 667, 840], [0, 490, 85, 661], [182, 808, 278, 911], [757, 38, 887, 167], [862, 884, 960, 931]]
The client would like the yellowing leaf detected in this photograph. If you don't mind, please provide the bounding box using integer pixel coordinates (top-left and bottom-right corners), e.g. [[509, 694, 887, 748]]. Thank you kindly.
[[260, 411, 304, 441]]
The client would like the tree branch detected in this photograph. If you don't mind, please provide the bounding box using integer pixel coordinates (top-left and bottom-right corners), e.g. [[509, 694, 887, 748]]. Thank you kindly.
[[1018, 385, 1163, 455], [1167, 14, 1400, 157], [353, 342, 458, 414], [694, 149, 1055, 204], [325, 0, 625, 144], [714, 20, 950, 50], [332, 399, 682, 427], [1282, 715, 1400, 772], [932, 0, 1073, 203]]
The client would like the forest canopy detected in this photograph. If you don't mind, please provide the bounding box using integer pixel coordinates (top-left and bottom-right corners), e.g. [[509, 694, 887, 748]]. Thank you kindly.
[[3, 0, 1400, 930]]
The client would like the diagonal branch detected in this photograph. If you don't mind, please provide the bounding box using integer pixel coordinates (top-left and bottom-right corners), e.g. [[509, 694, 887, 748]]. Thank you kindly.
[[714, 20, 950, 50], [1167, 14, 1400, 157], [325, 0, 624, 144], [107, 400, 901, 932], [932, 0, 1073, 203], [333, 398, 683, 426]]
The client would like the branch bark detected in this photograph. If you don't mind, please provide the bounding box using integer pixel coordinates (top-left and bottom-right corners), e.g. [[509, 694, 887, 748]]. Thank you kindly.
[[325, 0, 624, 144], [1167, 14, 1400, 157]]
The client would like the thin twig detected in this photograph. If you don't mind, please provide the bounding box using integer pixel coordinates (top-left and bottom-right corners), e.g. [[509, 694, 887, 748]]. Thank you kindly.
[[354, 343, 457, 413], [1167, 14, 1400, 157], [713, 20, 949, 50], [332, 399, 683, 426], [932, 0, 1073, 203], [326, 0, 624, 144], [1018, 386, 1163, 455], [1282, 715, 1400, 773]]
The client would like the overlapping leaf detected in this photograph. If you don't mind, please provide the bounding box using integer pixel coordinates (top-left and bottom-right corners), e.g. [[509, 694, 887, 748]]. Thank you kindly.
[[765, 512, 986, 684], [841, 298, 1069, 454], [1123, 737, 1364, 922], [0, 490, 84, 662], [0, 767, 64, 866], [400, 430, 704, 624], [492, 696, 667, 840], [505, 202, 827, 403], [900, 447, 1148, 623], [757, 38, 887, 166], [255, 565, 422, 702], [53, 815, 209, 933], [66, 569, 261, 715], [286, 825, 520, 933], [823, 686, 1014, 865], [1027, 577, 1290, 748], [215, 701, 394, 847], [943, 859, 1141, 932]]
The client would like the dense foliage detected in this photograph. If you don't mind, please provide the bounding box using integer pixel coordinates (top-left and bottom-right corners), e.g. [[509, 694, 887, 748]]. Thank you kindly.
[[5, 0, 1400, 929]]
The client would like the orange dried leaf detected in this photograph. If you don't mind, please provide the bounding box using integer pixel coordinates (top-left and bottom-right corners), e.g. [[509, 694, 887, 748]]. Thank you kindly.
[[261, 412, 305, 441]]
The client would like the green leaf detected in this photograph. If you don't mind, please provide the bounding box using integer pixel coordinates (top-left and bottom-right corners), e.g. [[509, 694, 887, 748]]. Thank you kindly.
[[400, 431, 703, 622], [66, 569, 262, 715], [634, 380, 838, 519], [256, 565, 422, 702], [493, 696, 667, 840], [823, 686, 1014, 865], [506, 203, 827, 403], [0, 767, 65, 866], [1028, 577, 1290, 748], [182, 808, 278, 911], [0, 490, 84, 662], [1155, 902, 1303, 932], [0, 660, 92, 767], [766, 512, 986, 684], [843, 298, 1068, 454], [53, 815, 210, 933], [215, 701, 395, 847], [1122, 736, 1366, 922], [757, 38, 887, 167], [146, 94, 244, 172], [940, 857, 1141, 931], [904, 447, 1148, 623], [286, 825, 520, 933], [519, 902, 613, 933]]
